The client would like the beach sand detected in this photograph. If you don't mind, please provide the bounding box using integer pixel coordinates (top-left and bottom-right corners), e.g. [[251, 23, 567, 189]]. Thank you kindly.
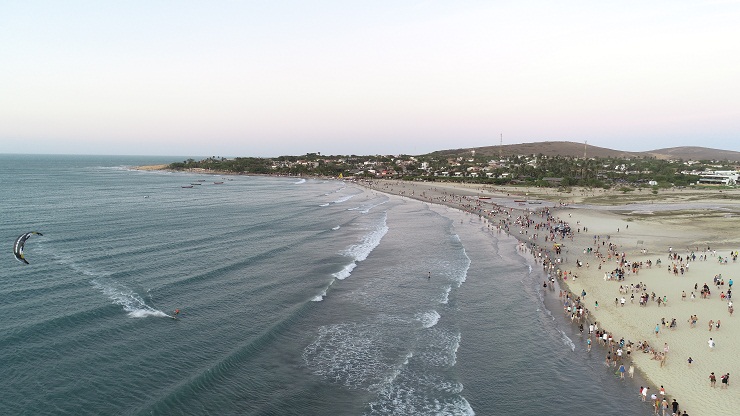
[[359, 179, 740, 416], [136, 163, 739, 414], [134, 164, 170, 171]]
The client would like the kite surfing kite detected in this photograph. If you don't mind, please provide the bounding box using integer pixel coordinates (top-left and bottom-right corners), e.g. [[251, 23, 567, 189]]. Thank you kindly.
[[13, 232, 43, 264]]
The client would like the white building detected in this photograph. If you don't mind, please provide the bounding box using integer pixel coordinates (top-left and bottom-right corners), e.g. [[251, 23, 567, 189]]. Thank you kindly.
[[697, 171, 739, 185]]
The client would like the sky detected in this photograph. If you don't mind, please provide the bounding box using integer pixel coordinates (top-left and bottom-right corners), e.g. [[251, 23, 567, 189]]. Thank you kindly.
[[1, 0, 739, 157]]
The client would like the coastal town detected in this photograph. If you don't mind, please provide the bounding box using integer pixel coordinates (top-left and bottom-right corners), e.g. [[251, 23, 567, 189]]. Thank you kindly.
[[168, 150, 740, 189]]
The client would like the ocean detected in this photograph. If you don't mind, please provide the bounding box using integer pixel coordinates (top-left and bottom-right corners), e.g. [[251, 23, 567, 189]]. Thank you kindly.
[[0, 155, 654, 415]]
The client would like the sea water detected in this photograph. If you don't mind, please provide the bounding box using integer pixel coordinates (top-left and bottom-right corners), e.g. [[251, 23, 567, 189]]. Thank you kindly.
[[0, 155, 653, 415]]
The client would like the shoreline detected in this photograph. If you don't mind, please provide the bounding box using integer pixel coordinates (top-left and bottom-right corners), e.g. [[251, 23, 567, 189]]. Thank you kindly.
[[134, 164, 739, 415], [355, 179, 739, 416]]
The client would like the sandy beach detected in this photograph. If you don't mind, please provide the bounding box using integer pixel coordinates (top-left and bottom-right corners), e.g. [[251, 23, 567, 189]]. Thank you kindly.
[[358, 179, 740, 416], [136, 162, 740, 414]]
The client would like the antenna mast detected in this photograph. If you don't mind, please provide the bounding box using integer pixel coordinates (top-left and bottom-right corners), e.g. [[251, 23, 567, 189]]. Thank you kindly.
[[499, 133, 503, 160]]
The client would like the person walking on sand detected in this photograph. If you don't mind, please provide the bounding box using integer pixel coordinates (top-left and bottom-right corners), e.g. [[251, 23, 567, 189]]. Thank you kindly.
[[710, 372, 717, 387], [708, 337, 715, 350], [671, 399, 679, 415], [721, 373, 730, 389], [629, 363, 635, 378], [655, 324, 660, 337]]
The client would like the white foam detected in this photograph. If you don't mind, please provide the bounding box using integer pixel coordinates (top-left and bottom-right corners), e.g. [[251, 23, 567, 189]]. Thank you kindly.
[[332, 225, 340, 230], [332, 262, 356, 280], [343, 212, 389, 262], [438, 286, 452, 304], [449, 333, 461, 366], [558, 329, 576, 351], [332, 213, 388, 280], [293, 178, 306, 184], [333, 194, 356, 204], [348, 200, 388, 214], [455, 244, 471, 288], [305, 322, 473, 416], [319, 203, 330, 207], [312, 280, 335, 301], [416, 310, 441, 328], [311, 291, 326, 302], [371, 351, 414, 391], [303, 323, 395, 389], [367, 373, 474, 416], [91, 279, 168, 318]]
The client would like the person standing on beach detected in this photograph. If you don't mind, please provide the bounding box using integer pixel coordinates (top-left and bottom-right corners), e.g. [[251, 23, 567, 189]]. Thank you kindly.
[[655, 324, 660, 337], [708, 337, 715, 350], [671, 399, 679, 414], [721, 373, 730, 389], [710, 372, 717, 387]]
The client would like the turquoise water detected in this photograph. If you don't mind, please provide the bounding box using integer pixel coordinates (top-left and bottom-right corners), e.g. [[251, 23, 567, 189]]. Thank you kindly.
[[0, 155, 652, 415]]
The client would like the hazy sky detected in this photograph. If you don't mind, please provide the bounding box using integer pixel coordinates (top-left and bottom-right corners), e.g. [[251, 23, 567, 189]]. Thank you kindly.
[[2, 0, 739, 157]]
